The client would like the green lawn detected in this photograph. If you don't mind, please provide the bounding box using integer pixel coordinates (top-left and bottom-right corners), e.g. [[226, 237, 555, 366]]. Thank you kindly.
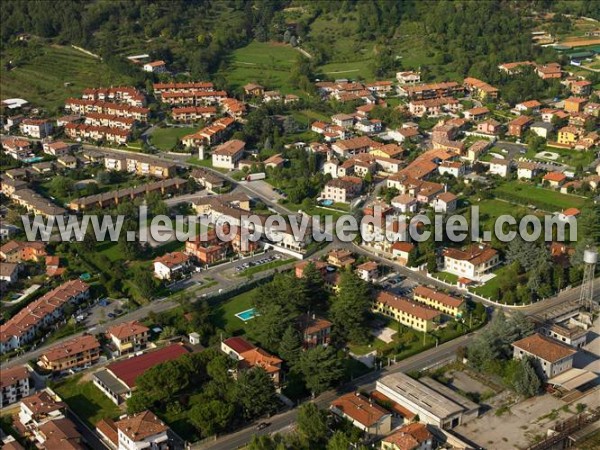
[[494, 182, 588, 211], [186, 157, 213, 168], [523, 146, 597, 169], [472, 265, 511, 299], [52, 375, 122, 427], [224, 41, 301, 93], [96, 241, 123, 262], [433, 272, 459, 284], [0, 44, 135, 112], [210, 288, 257, 335], [151, 127, 197, 151], [237, 258, 294, 278], [317, 59, 374, 80], [471, 198, 531, 228]]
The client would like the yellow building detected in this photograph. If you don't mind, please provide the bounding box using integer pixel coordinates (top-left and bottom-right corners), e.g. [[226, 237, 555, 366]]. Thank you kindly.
[[373, 291, 441, 332], [413, 286, 465, 317], [557, 126, 579, 146], [564, 97, 587, 113]]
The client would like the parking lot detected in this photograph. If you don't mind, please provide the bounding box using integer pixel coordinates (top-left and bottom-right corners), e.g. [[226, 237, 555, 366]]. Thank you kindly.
[[235, 252, 283, 273], [378, 274, 419, 296], [239, 179, 285, 202]]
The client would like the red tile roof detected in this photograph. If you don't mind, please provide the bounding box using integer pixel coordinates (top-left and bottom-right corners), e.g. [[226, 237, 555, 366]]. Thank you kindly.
[[331, 392, 390, 427], [512, 333, 576, 362], [222, 336, 256, 354], [107, 344, 190, 388]]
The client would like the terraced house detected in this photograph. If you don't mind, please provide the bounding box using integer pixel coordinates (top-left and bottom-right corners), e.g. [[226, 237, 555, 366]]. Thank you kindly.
[[413, 286, 465, 318], [0, 280, 90, 354], [373, 291, 441, 332]]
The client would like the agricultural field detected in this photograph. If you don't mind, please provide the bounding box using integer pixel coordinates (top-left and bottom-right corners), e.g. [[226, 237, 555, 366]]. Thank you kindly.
[[223, 41, 302, 94], [150, 126, 197, 151], [494, 181, 588, 211], [0, 43, 136, 112]]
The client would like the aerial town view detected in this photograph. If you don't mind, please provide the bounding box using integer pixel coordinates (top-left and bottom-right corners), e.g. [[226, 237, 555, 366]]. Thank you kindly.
[[1, 1, 600, 450]]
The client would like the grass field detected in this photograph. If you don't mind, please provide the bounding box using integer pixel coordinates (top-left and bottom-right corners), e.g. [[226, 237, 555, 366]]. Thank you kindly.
[[52, 375, 122, 427], [150, 127, 197, 151], [224, 41, 301, 93], [1, 44, 135, 111], [524, 146, 597, 169], [210, 288, 256, 335], [494, 182, 587, 211], [317, 59, 374, 80]]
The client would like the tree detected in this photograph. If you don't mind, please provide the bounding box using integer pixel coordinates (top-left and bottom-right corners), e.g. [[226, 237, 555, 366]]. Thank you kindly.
[[426, 252, 437, 273], [278, 325, 302, 368], [300, 262, 327, 310], [126, 391, 152, 414], [297, 403, 328, 446], [330, 270, 371, 343], [236, 367, 278, 420], [511, 357, 541, 397], [133, 268, 157, 301], [298, 346, 343, 395], [189, 400, 234, 436], [327, 432, 352, 450]]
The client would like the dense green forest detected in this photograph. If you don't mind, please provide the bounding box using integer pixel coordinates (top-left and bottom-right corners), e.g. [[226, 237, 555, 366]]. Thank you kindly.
[[2, 0, 599, 82]]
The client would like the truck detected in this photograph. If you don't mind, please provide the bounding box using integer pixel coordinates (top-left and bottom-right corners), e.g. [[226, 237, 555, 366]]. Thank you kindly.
[[244, 172, 266, 181]]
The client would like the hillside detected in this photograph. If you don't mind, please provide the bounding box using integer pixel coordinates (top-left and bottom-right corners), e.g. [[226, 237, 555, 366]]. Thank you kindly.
[[1, 43, 137, 112]]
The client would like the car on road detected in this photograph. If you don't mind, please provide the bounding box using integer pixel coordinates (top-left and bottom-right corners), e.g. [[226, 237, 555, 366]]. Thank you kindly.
[[107, 313, 116, 319], [256, 422, 270, 430]]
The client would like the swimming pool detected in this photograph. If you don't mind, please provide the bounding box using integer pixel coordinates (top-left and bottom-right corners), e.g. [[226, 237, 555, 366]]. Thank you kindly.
[[321, 199, 334, 206], [235, 308, 258, 322], [23, 156, 44, 163]]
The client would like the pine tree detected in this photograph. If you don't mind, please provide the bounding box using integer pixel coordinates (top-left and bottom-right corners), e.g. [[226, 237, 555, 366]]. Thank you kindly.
[[279, 325, 302, 368], [330, 270, 371, 344], [301, 262, 327, 310]]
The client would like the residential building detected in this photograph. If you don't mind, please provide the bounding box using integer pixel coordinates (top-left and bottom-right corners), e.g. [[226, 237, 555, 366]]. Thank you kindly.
[[438, 161, 465, 178], [320, 176, 362, 203], [171, 106, 217, 122], [93, 344, 190, 404], [243, 83, 265, 97], [538, 318, 589, 349], [463, 106, 490, 121], [106, 321, 150, 356], [0, 240, 47, 263], [69, 178, 186, 211], [190, 168, 225, 192], [489, 158, 511, 177], [332, 113, 355, 128], [366, 80, 394, 96], [6, 188, 66, 217], [408, 97, 461, 117], [442, 244, 500, 281], [543, 171, 567, 188], [466, 140, 491, 162], [0, 365, 30, 407], [115, 411, 171, 450], [373, 291, 441, 332], [476, 118, 501, 135], [330, 392, 392, 435], [0, 280, 90, 354], [517, 161, 542, 180], [38, 334, 101, 373], [512, 333, 576, 379], [43, 140, 70, 156], [332, 136, 378, 158], [153, 251, 191, 280], [0, 262, 20, 285], [328, 249, 356, 268], [536, 63, 561, 80], [557, 126, 580, 146], [142, 60, 167, 73], [159, 90, 227, 106], [153, 81, 215, 95], [356, 261, 379, 282], [104, 154, 176, 179], [514, 100, 542, 114], [564, 97, 587, 113], [398, 82, 463, 100], [413, 286, 464, 317], [432, 191, 458, 213], [221, 337, 282, 386], [20, 119, 53, 138], [391, 194, 418, 213], [376, 373, 479, 429], [463, 77, 499, 100], [391, 242, 415, 266], [507, 115, 533, 137], [530, 122, 553, 139], [2, 137, 31, 160], [185, 230, 229, 264], [498, 61, 536, 75], [18, 389, 66, 430], [381, 422, 433, 450], [570, 80, 592, 96], [296, 314, 332, 348], [211, 139, 245, 169], [36, 417, 84, 450], [396, 71, 421, 85]]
